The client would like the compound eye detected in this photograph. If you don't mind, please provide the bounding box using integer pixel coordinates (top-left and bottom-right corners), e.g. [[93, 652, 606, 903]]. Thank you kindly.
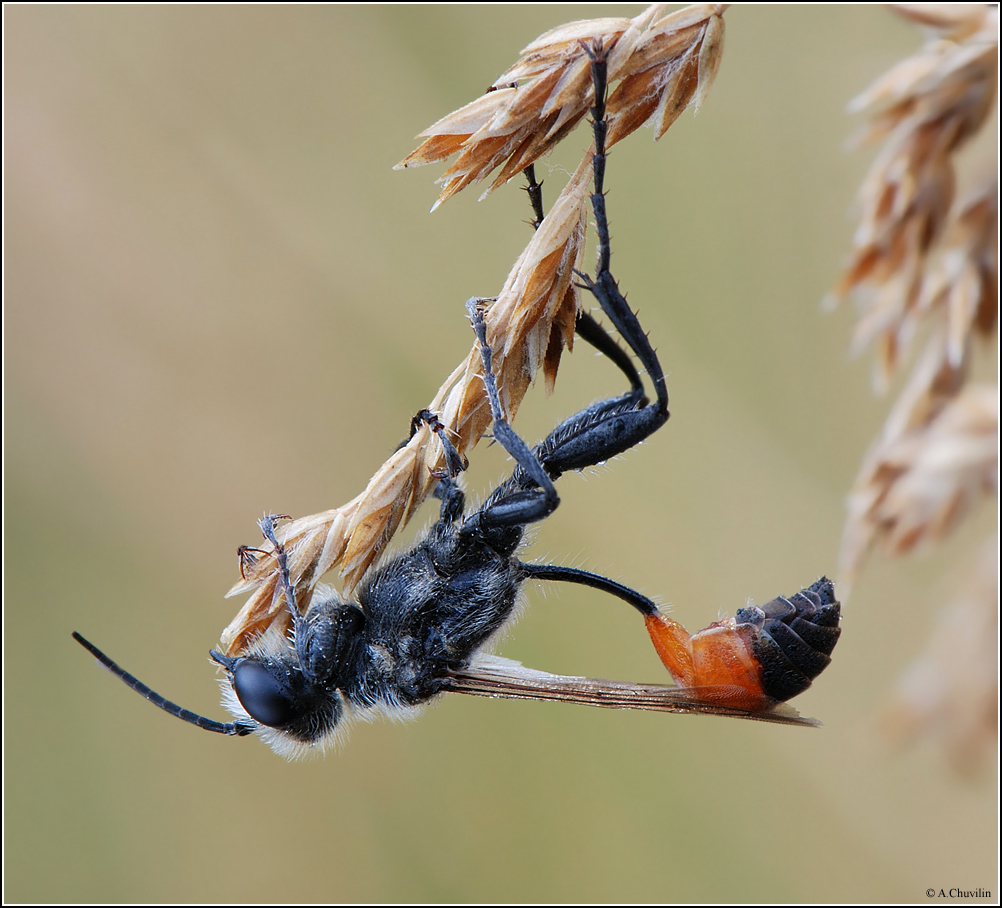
[[231, 661, 298, 728]]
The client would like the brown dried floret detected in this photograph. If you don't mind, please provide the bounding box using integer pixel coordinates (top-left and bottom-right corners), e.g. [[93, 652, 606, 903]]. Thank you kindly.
[[833, 4, 998, 771], [222, 5, 730, 656], [840, 365, 998, 580], [918, 185, 998, 366], [835, 4, 998, 581], [396, 4, 727, 210], [220, 159, 591, 654], [832, 3, 997, 385]]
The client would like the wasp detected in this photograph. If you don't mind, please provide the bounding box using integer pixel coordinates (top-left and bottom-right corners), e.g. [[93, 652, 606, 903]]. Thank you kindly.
[[73, 43, 840, 756]]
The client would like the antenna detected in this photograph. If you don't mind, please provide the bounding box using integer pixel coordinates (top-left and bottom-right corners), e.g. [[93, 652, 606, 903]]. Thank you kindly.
[[72, 632, 255, 736]]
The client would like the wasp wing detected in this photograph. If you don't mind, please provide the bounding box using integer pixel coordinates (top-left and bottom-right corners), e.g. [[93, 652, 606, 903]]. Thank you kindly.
[[443, 655, 820, 727]]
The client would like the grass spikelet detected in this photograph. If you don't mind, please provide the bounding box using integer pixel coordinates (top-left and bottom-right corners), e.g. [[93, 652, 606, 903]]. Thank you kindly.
[[832, 4, 998, 770], [832, 4, 996, 385], [221, 5, 727, 656], [395, 4, 727, 210], [220, 156, 592, 653]]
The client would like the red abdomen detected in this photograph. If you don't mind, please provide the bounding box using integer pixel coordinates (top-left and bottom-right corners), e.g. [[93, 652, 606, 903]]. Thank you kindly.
[[645, 577, 841, 710]]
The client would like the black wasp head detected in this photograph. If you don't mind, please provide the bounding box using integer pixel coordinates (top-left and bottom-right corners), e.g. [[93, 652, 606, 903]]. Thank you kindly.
[[212, 651, 343, 752], [212, 593, 367, 758], [73, 592, 367, 759]]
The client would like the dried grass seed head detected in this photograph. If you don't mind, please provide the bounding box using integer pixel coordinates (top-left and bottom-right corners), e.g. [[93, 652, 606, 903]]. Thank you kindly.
[[396, 4, 727, 210], [223, 4, 729, 655], [221, 163, 592, 654], [834, 3, 997, 385], [833, 4, 998, 772]]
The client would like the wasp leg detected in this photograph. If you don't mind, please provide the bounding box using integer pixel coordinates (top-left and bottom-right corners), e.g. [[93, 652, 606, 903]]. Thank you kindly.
[[251, 514, 343, 684], [575, 309, 644, 394], [523, 163, 545, 230], [396, 408, 469, 523], [567, 40, 670, 465], [518, 118, 645, 400], [257, 515, 302, 626], [511, 47, 665, 468], [430, 475, 466, 525], [456, 45, 672, 531], [462, 305, 659, 533], [413, 407, 468, 521], [402, 408, 468, 479], [462, 299, 560, 532]]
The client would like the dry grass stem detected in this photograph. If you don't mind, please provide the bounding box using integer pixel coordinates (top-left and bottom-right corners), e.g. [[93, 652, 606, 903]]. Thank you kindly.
[[395, 3, 727, 210], [221, 157, 593, 652], [222, 4, 729, 654], [832, 4, 998, 770]]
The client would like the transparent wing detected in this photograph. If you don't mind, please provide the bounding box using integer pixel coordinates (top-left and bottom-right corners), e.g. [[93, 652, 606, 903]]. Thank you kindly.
[[443, 655, 821, 727]]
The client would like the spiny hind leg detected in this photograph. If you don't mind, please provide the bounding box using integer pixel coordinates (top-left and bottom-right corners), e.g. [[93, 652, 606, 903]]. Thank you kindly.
[[461, 299, 560, 531], [543, 40, 670, 475]]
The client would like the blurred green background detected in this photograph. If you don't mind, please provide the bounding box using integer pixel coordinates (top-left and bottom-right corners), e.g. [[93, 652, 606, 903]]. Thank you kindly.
[[5, 5, 997, 903]]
